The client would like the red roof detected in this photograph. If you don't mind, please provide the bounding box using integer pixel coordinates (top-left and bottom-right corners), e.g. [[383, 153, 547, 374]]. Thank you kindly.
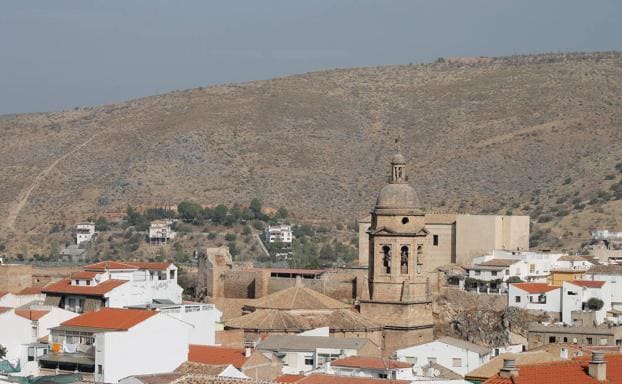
[[0, 292, 7, 298], [568, 280, 606, 288], [511, 283, 559, 294], [42, 278, 127, 296], [331, 356, 412, 370], [484, 354, 622, 384], [83, 261, 140, 271], [0, 307, 12, 315], [71, 271, 99, 279], [187, 345, 247, 369], [15, 309, 49, 321], [298, 375, 409, 384], [61, 308, 156, 330]]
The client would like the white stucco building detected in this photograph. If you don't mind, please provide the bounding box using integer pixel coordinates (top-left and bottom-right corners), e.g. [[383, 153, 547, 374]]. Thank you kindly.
[[508, 283, 562, 314], [265, 225, 293, 244], [41, 308, 189, 383], [0, 288, 46, 308], [128, 302, 222, 345], [148, 221, 176, 245], [471, 250, 567, 283], [42, 261, 182, 313], [561, 280, 611, 325], [75, 222, 96, 245], [318, 356, 414, 380], [0, 305, 77, 376], [585, 264, 622, 311], [256, 334, 378, 375], [394, 336, 492, 376]]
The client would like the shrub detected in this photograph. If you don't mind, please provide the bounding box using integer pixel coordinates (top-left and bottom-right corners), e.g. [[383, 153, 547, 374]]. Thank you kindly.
[[563, 177, 572, 185], [207, 232, 217, 240], [537, 215, 552, 223], [224, 233, 237, 242], [242, 225, 252, 236], [587, 297, 604, 311]]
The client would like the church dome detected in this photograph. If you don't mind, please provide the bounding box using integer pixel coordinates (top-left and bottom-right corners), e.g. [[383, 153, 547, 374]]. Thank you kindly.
[[391, 153, 406, 164], [375, 183, 420, 209]]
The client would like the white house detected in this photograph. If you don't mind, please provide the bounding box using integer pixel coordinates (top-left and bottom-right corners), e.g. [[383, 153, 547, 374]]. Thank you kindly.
[[256, 334, 378, 375], [0, 305, 77, 376], [394, 336, 492, 376], [585, 264, 622, 311], [41, 308, 190, 383], [0, 287, 46, 308], [265, 225, 293, 244], [148, 221, 176, 245], [508, 283, 562, 315], [42, 261, 183, 313], [128, 302, 222, 345], [318, 356, 414, 380], [561, 280, 611, 325], [552, 255, 593, 272], [471, 250, 567, 283], [75, 222, 96, 245]]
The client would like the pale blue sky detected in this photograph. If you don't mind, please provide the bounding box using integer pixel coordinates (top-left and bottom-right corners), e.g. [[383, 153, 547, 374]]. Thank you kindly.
[[1, 0, 621, 114]]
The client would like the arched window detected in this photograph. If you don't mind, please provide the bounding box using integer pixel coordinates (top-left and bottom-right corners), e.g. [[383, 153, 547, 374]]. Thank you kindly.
[[400, 246, 409, 274], [382, 245, 391, 274], [416, 245, 423, 274]]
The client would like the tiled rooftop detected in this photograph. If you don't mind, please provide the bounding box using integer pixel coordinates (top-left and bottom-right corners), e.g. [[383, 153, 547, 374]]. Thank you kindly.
[[60, 307, 156, 330]]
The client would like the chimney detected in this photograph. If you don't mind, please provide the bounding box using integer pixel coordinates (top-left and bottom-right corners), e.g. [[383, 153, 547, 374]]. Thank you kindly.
[[588, 351, 606, 381], [499, 358, 519, 378], [245, 347, 252, 358]]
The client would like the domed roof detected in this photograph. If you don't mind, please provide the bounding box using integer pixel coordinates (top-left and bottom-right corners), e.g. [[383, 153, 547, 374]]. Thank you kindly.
[[391, 153, 406, 164], [375, 183, 420, 209]]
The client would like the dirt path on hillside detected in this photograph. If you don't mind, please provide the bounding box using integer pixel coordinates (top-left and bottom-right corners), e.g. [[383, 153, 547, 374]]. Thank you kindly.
[[4, 133, 101, 231]]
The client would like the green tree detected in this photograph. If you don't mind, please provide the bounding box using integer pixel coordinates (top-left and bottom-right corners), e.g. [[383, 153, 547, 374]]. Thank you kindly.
[[249, 198, 262, 215], [275, 207, 288, 219], [224, 233, 237, 242], [177, 201, 203, 223], [211, 204, 228, 224], [242, 225, 252, 236], [125, 206, 149, 231], [95, 216, 111, 231]]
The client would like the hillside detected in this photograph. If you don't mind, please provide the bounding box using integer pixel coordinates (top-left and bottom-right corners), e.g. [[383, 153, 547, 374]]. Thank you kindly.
[[2, 52, 622, 255]]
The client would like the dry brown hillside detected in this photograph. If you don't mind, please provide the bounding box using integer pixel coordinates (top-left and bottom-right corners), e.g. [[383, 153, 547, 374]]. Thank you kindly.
[[2, 52, 622, 254]]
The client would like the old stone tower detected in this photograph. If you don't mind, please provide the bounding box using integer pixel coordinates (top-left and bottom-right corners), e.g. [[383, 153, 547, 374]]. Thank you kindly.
[[359, 149, 434, 353]]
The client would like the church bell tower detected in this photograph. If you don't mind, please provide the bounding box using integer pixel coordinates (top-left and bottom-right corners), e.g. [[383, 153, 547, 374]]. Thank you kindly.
[[359, 142, 434, 354]]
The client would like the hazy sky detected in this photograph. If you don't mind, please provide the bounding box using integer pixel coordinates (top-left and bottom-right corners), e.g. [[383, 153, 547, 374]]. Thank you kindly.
[[1, 0, 621, 115]]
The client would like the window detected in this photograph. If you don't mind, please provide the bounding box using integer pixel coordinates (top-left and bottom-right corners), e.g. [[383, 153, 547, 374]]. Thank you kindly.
[[549, 336, 556, 343], [505, 269, 510, 276], [402, 217, 409, 224], [169, 270, 175, 280], [31, 323, 38, 337], [379, 373, 388, 379], [28, 347, 35, 362], [86, 280, 91, 286], [382, 245, 391, 274], [428, 357, 437, 364], [530, 264, 536, 273], [600, 338, 608, 346], [400, 246, 409, 274], [452, 358, 462, 367], [538, 294, 547, 304], [515, 296, 521, 303], [304, 358, 314, 366], [587, 337, 593, 345], [433, 235, 439, 246], [563, 337, 568, 342], [98, 365, 103, 374], [492, 271, 498, 276], [568, 291, 577, 296], [75, 280, 79, 285]]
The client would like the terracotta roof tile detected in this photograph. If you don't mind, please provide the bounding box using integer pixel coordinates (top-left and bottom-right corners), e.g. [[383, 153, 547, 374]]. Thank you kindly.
[[331, 356, 411, 369], [15, 309, 49, 321], [61, 308, 156, 330], [568, 280, 606, 288], [188, 345, 247, 369], [247, 285, 350, 311], [511, 283, 560, 294], [466, 351, 563, 380], [478, 259, 519, 267], [0, 307, 13, 314], [71, 271, 99, 279], [42, 278, 127, 296], [484, 354, 622, 384], [125, 373, 183, 384]]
